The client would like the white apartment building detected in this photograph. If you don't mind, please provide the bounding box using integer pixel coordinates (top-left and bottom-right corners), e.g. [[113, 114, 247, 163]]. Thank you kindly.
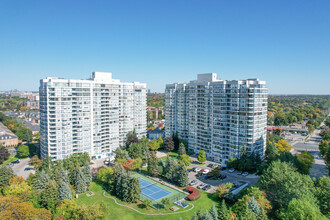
[[165, 73, 267, 164], [39, 72, 146, 160]]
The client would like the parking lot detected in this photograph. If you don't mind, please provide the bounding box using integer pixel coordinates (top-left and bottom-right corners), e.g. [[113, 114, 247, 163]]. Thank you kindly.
[[188, 158, 260, 193], [10, 158, 35, 179]]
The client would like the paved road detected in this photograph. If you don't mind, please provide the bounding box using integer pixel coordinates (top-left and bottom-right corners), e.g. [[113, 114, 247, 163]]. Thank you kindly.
[[12, 158, 35, 179]]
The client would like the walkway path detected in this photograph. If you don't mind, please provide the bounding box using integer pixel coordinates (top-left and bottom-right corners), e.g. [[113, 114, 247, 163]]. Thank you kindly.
[[102, 187, 195, 216]]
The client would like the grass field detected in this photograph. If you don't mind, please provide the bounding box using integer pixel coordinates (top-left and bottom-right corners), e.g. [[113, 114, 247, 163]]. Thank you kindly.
[[77, 182, 219, 220], [2, 154, 19, 165]]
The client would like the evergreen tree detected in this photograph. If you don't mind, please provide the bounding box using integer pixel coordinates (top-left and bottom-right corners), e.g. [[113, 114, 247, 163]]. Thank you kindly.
[[218, 200, 230, 220], [197, 208, 203, 219], [209, 203, 218, 220], [177, 164, 188, 187], [142, 143, 150, 160], [238, 202, 257, 220], [164, 137, 175, 151], [0, 165, 14, 186], [126, 177, 141, 203], [51, 168, 61, 184], [248, 196, 261, 216], [58, 181, 72, 200], [178, 143, 186, 156], [73, 167, 86, 194], [35, 169, 50, 191], [40, 180, 59, 211], [172, 132, 180, 151], [120, 172, 130, 202], [82, 162, 92, 185], [59, 167, 70, 184], [202, 210, 212, 220], [191, 212, 199, 220], [147, 151, 159, 177]]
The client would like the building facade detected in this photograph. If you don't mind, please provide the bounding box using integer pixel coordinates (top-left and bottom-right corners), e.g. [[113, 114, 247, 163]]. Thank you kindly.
[[165, 73, 267, 164], [0, 122, 19, 147], [39, 72, 146, 160]]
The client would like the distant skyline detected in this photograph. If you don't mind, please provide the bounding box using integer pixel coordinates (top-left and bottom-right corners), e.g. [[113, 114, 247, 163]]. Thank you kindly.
[[0, 0, 329, 94]]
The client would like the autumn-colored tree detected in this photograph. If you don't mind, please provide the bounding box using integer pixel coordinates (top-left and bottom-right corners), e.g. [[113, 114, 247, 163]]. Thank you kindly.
[[147, 139, 160, 151], [0, 195, 51, 219], [216, 183, 234, 199], [30, 155, 43, 168], [3, 176, 32, 199], [275, 139, 292, 153]]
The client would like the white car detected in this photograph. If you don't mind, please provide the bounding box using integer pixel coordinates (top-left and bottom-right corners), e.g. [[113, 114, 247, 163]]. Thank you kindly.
[[229, 168, 235, 173], [195, 168, 202, 172], [242, 172, 249, 176], [203, 169, 210, 175]]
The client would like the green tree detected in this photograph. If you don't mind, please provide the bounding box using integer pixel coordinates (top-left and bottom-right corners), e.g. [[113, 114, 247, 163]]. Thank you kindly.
[[147, 151, 159, 177], [58, 181, 72, 200], [128, 142, 143, 159], [172, 132, 180, 151], [314, 176, 330, 216], [125, 130, 140, 149], [164, 137, 175, 151], [143, 198, 152, 210], [176, 164, 188, 187], [0, 146, 10, 164], [16, 144, 29, 158], [147, 139, 160, 151], [142, 143, 150, 160], [209, 203, 218, 220], [218, 200, 230, 220], [161, 198, 171, 209], [73, 167, 86, 194], [197, 150, 206, 163], [178, 143, 186, 156], [97, 167, 114, 183], [265, 141, 278, 163], [40, 180, 59, 211], [59, 167, 70, 184], [157, 136, 164, 149], [82, 162, 92, 185], [127, 177, 141, 203], [279, 195, 327, 220], [258, 160, 315, 212], [34, 169, 49, 191], [227, 157, 239, 169], [0, 165, 14, 187], [179, 154, 192, 166], [296, 152, 314, 175]]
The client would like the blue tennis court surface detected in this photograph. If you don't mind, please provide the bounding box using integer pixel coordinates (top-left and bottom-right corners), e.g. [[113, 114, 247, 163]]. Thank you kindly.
[[139, 178, 172, 201]]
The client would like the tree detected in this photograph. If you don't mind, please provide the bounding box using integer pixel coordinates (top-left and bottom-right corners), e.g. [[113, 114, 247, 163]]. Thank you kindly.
[[97, 167, 114, 183], [0, 165, 14, 186], [127, 177, 141, 203], [209, 203, 218, 220], [143, 199, 152, 210], [161, 198, 171, 210], [258, 160, 315, 212], [0, 146, 10, 164], [227, 157, 239, 169], [314, 176, 330, 216], [275, 139, 292, 153], [82, 162, 92, 185], [147, 151, 159, 177], [29, 155, 42, 168], [172, 132, 180, 151], [157, 136, 164, 149], [34, 169, 49, 191], [197, 150, 206, 163], [265, 141, 278, 162], [0, 195, 51, 220], [3, 176, 32, 199], [218, 200, 230, 220], [279, 195, 327, 220], [142, 143, 150, 160], [125, 130, 140, 149], [147, 139, 160, 151], [296, 152, 314, 175], [179, 154, 192, 166], [40, 180, 59, 211], [16, 144, 29, 158], [216, 183, 234, 199], [178, 143, 186, 156], [164, 137, 175, 151], [59, 167, 70, 184], [128, 142, 143, 159], [177, 164, 189, 187], [73, 167, 86, 194], [58, 181, 72, 200]]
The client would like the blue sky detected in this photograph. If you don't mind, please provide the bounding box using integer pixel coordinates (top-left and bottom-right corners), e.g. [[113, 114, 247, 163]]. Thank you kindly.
[[0, 0, 329, 94]]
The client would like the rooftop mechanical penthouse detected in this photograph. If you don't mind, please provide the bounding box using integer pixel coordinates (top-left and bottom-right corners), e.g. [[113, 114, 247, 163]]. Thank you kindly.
[[165, 73, 267, 164], [39, 72, 147, 160]]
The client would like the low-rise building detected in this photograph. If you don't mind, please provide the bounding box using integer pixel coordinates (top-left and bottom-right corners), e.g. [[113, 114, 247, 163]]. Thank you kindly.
[[147, 128, 165, 140], [0, 122, 18, 147]]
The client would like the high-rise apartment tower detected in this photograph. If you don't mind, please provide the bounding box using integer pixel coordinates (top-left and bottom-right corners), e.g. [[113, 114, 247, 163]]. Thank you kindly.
[[39, 72, 146, 160], [165, 73, 267, 164]]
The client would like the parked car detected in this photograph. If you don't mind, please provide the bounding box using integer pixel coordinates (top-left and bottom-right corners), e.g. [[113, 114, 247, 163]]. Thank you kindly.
[[24, 167, 34, 171], [203, 169, 210, 175], [242, 172, 249, 176], [237, 171, 243, 175], [197, 184, 205, 189], [198, 169, 204, 174], [195, 168, 202, 172], [208, 163, 216, 168], [189, 180, 198, 186], [203, 184, 211, 191], [219, 174, 227, 180], [12, 160, 20, 164], [228, 168, 235, 173]]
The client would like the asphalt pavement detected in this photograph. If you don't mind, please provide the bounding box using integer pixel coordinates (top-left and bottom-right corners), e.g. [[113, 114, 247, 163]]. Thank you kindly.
[[11, 158, 35, 179]]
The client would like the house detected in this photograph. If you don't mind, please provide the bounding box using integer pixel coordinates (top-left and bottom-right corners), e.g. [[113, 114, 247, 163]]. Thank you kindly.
[[147, 128, 165, 140], [0, 122, 18, 147]]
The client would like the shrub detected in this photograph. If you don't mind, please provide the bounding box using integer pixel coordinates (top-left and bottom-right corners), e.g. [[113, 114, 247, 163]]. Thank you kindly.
[[186, 186, 200, 201]]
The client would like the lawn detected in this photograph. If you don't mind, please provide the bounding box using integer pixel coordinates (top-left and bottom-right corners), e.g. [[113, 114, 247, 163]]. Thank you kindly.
[[77, 182, 219, 220], [2, 154, 19, 165]]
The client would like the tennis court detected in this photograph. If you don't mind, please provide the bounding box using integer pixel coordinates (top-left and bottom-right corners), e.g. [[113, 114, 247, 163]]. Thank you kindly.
[[139, 178, 172, 201]]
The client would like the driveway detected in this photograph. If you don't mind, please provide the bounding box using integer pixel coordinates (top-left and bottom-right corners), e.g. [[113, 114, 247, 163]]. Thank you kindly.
[[187, 158, 260, 193], [12, 158, 35, 179]]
